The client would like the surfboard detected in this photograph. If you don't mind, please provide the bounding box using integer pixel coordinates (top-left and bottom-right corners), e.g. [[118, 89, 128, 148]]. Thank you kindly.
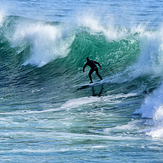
[[77, 81, 103, 90]]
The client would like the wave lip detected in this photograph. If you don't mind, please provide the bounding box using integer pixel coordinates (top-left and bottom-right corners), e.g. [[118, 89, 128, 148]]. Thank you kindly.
[[8, 21, 74, 67], [1, 15, 163, 87]]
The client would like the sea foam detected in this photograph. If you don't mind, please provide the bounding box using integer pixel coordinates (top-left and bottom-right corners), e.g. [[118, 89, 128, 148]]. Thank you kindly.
[[77, 12, 128, 41], [9, 21, 74, 67], [134, 82, 163, 138]]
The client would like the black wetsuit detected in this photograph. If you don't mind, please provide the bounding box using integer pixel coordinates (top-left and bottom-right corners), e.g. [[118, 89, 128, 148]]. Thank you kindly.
[[83, 60, 102, 83]]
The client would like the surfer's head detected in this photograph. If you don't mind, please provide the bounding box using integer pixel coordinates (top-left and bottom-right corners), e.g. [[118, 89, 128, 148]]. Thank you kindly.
[[87, 57, 90, 61]]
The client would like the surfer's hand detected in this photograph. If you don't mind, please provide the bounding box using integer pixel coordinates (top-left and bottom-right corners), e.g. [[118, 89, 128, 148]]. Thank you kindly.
[[83, 71, 85, 73], [100, 67, 102, 69]]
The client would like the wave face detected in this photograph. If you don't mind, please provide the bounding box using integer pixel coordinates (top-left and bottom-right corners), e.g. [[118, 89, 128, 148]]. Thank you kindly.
[[1, 15, 163, 100], [1, 16, 163, 84], [0, 16, 141, 75]]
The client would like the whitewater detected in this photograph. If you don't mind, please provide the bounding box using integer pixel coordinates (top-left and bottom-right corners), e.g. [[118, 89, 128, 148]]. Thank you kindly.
[[0, 0, 163, 162]]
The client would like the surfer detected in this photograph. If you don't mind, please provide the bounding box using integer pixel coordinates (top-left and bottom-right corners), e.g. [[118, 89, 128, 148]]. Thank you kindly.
[[83, 57, 102, 83]]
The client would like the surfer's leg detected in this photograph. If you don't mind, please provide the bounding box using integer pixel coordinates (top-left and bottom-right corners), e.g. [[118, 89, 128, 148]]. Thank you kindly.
[[95, 68, 102, 80], [89, 69, 94, 83]]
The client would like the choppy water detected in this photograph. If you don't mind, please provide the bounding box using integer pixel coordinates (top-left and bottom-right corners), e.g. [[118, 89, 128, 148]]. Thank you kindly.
[[0, 0, 163, 162]]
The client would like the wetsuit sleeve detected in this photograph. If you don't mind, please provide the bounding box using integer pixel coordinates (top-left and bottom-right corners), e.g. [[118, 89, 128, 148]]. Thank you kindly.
[[94, 61, 101, 67], [83, 62, 88, 72]]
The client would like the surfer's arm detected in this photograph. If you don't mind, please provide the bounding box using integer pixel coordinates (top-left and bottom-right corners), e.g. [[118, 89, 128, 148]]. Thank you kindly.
[[94, 61, 102, 69], [83, 63, 88, 73]]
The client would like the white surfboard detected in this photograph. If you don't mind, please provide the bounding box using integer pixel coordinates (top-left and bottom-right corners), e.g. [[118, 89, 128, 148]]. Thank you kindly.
[[77, 80, 103, 90]]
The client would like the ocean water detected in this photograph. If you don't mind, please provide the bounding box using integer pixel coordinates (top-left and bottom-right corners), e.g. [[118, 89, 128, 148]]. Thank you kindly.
[[0, 0, 163, 162]]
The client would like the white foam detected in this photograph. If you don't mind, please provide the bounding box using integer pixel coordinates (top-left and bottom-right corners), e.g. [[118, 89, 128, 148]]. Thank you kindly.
[[130, 25, 163, 79], [134, 83, 163, 118], [0, 92, 138, 116], [103, 25, 163, 85], [134, 82, 163, 138], [0, 7, 6, 28], [0, 12, 4, 27], [77, 12, 127, 41], [10, 22, 74, 67], [104, 119, 140, 134], [61, 96, 101, 110], [146, 104, 163, 138], [61, 93, 137, 112], [147, 127, 163, 138], [134, 31, 163, 76]]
